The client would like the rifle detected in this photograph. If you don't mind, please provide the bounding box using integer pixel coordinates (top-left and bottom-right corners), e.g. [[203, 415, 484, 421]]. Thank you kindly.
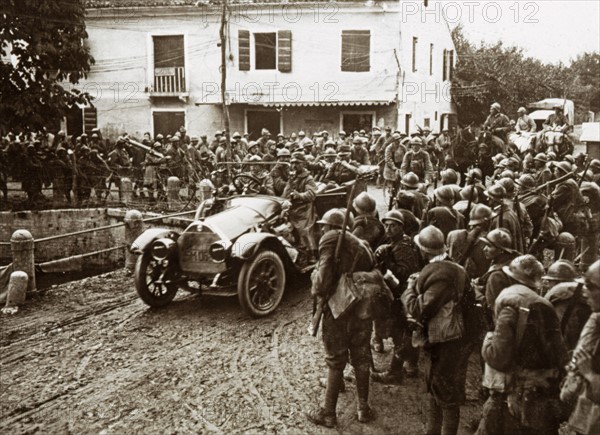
[[388, 179, 398, 211], [527, 196, 554, 254], [578, 157, 592, 188], [310, 182, 358, 337], [518, 170, 579, 201], [513, 195, 526, 250], [464, 175, 475, 227]]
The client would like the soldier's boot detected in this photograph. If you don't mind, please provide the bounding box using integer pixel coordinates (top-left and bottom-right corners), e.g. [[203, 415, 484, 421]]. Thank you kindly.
[[426, 395, 443, 435], [355, 369, 375, 423], [306, 368, 341, 428], [371, 354, 403, 384], [442, 406, 460, 435]]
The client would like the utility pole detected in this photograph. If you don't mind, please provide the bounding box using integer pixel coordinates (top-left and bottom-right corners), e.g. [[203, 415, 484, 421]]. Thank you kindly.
[[219, 0, 232, 165]]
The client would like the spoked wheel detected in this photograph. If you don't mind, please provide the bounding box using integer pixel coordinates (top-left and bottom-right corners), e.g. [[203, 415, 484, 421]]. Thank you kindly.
[[237, 250, 286, 317], [134, 252, 179, 307]]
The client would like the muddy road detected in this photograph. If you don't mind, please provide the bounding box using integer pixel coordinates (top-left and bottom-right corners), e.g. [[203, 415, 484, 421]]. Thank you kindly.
[[0, 269, 484, 434]]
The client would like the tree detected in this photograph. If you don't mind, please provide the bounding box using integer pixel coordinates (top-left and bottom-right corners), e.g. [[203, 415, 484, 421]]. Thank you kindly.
[[450, 25, 568, 126], [0, 0, 95, 133], [569, 52, 600, 120]]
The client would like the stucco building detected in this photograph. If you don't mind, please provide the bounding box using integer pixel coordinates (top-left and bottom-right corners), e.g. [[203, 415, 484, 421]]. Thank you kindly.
[[74, 0, 457, 140]]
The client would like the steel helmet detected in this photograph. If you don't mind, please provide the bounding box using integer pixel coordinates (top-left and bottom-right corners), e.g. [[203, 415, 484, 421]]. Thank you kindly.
[[401, 172, 420, 189], [277, 148, 291, 157], [491, 102, 501, 111], [500, 170, 515, 180], [469, 204, 493, 226], [392, 132, 402, 141], [316, 208, 345, 228], [460, 185, 478, 202], [542, 260, 577, 282], [517, 107, 527, 114], [555, 232, 576, 248], [353, 192, 377, 214], [577, 260, 600, 288], [517, 174, 536, 190], [533, 153, 548, 163], [434, 185, 455, 204], [564, 154, 575, 164], [484, 184, 506, 201], [466, 168, 483, 181], [382, 210, 405, 226], [503, 255, 544, 288], [414, 226, 446, 256], [409, 137, 423, 147], [498, 158, 511, 169], [322, 147, 337, 157], [479, 228, 515, 252], [553, 161, 572, 175], [441, 168, 458, 184], [298, 130, 306, 136], [497, 177, 515, 196], [590, 159, 600, 173], [547, 151, 557, 161], [339, 130, 346, 136], [352, 136, 363, 145]]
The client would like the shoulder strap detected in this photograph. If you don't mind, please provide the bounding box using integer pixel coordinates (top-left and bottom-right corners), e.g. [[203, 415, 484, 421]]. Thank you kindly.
[[560, 283, 583, 334], [515, 306, 530, 350]]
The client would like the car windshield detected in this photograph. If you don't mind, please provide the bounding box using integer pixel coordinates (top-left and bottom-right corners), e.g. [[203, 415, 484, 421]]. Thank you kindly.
[[204, 206, 264, 240], [226, 196, 282, 219]]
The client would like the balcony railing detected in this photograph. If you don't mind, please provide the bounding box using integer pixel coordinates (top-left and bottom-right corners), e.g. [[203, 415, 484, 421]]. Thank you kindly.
[[150, 66, 187, 96]]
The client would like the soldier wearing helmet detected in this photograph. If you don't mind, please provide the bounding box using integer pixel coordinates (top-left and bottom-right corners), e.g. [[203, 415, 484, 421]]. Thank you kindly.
[[256, 128, 271, 154], [402, 226, 475, 435], [398, 172, 429, 219], [143, 142, 170, 202], [477, 228, 520, 319], [533, 153, 553, 188], [563, 260, 600, 433], [307, 209, 378, 427], [401, 137, 434, 182], [282, 152, 318, 264], [423, 185, 465, 239], [485, 184, 525, 253], [550, 164, 588, 236], [383, 132, 407, 189], [483, 102, 511, 153], [371, 210, 420, 382], [498, 177, 534, 244], [323, 145, 359, 185], [515, 107, 536, 133], [351, 192, 384, 250], [542, 261, 589, 352], [517, 173, 548, 238], [271, 148, 291, 196], [447, 203, 494, 279], [350, 136, 370, 165], [579, 178, 600, 270], [478, 254, 568, 435]]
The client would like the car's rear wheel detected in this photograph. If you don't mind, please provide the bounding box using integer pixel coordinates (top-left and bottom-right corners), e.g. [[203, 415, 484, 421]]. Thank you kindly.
[[134, 252, 179, 307], [237, 249, 286, 317]]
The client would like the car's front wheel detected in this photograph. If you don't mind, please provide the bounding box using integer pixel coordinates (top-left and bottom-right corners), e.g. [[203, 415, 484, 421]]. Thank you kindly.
[[134, 252, 179, 307], [237, 249, 286, 317]]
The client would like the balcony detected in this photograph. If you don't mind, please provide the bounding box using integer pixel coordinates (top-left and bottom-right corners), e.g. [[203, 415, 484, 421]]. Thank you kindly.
[[149, 66, 189, 98]]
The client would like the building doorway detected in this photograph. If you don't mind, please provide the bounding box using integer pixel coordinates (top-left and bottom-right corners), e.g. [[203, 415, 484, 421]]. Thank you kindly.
[[246, 109, 280, 140], [341, 112, 375, 134], [153, 110, 185, 137]]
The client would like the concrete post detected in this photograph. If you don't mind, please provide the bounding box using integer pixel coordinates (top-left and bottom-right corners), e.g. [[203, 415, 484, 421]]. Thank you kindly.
[[124, 210, 144, 273], [167, 176, 181, 211], [11, 230, 36, 292], [120, 177, 133, 204], [5, 271, 28, 308]]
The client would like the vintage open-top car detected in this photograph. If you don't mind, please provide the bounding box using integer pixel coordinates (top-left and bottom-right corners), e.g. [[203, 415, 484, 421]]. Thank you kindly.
[[130, 167, 377, 317]]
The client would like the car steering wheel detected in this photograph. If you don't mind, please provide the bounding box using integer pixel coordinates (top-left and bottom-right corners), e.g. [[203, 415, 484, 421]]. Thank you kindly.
[[233, 174, 262, 194]]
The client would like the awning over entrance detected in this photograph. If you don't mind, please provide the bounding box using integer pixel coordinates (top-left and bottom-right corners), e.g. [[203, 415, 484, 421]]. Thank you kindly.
[[251, 99, 395, 107]]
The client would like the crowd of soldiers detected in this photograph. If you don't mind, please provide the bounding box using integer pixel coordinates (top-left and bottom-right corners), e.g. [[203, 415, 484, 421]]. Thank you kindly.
[[299, 108, 599, 434]]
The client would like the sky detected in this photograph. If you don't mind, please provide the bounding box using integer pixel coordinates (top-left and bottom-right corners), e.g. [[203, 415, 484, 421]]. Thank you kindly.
[[429, 0, 600, 65]]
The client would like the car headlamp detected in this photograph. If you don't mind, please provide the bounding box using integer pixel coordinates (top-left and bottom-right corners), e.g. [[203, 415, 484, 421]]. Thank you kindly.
[[151, 238, 176, 261], [209, 241, 230, 263]]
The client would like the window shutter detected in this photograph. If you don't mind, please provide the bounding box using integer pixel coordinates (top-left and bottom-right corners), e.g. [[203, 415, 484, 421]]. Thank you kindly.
[[238, 30, 250, 71], [83, 106, 97, 135], [442, 49, 447, 81], [341, 30, 370, 72], [277, 30, 292, 72], [448, 50, 454, 81]]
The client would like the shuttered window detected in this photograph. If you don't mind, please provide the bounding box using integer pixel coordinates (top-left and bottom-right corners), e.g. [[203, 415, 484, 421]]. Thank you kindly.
[[341, 30, 370, 72], [277, 30, 292, 72], [239, 30, 293, 71], [83, 107, 97, 135], [443, 49, 448, 81], [153, 35, 184, 68], [442, 49, 454, 81], [412, 37, 418, 72], [255, 32, 277, 70], [238, 30, 250, 71]]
